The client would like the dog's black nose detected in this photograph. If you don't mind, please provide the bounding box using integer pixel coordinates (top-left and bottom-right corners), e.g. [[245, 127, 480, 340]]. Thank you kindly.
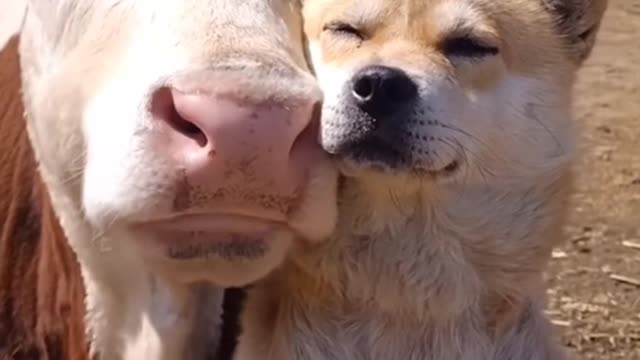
[[350, 65, 418, 118]]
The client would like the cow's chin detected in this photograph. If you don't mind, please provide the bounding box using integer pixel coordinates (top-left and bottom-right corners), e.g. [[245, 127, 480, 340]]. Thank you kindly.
[[89, 215, 295, 287], [132, 220, 295, 287], [79, 167, 338, 287]]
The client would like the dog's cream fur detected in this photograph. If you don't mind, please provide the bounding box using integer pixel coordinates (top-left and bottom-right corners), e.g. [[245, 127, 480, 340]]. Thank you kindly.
[[236, 0, 608, 359], [17, 0, 337, 359]]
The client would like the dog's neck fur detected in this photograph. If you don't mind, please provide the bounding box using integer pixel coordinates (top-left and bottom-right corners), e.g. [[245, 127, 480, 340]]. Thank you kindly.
[[238, 171, 572, 360]]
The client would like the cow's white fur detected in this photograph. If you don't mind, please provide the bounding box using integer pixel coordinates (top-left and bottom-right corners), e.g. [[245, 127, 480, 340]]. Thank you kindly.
[[17, 0, 337, 359], [0, 0, 25, 48]]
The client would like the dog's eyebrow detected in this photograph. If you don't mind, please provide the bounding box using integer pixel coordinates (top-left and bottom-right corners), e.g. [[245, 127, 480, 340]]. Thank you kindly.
[[450, 20, 473, 36], [441, 17, 500, 44], [431, 3, 499, 38], [336, 1, 384, 28]]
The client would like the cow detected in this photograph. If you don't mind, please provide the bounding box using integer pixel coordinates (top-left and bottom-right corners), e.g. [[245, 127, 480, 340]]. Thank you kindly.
[[1, 0, 338, 359], [1, 31, 91, 360]]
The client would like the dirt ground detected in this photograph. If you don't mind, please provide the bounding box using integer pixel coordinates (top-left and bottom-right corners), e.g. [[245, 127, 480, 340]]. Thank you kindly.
[[545, 1, 640, 359]]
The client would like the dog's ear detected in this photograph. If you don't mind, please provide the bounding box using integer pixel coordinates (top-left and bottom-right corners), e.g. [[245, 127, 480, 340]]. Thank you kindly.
[[541, 0, 608, 64]]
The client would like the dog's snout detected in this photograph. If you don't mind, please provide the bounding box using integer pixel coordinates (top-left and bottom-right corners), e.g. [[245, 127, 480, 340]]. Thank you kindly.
[[350, 65, 418, 118]]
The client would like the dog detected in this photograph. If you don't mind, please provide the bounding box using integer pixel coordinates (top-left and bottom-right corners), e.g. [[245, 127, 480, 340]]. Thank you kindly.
[[233, 0, 608, 359]]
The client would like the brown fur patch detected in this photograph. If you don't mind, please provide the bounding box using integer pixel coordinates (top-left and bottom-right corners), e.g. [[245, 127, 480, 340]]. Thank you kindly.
[[0, 35, 91, 360]]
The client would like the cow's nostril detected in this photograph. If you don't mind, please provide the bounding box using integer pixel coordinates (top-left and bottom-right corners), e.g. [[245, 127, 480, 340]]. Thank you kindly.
[[168, 106, 207, 146], [151, 87, 207, 147]]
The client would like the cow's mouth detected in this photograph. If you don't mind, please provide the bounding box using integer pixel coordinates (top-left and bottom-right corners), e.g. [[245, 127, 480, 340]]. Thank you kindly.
[[133, 213, 285, 261]]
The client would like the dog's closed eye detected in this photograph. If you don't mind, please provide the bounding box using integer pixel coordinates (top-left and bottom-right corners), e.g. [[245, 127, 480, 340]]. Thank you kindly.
[[441, 36, 499, 59], [323, 21, 365, 40]]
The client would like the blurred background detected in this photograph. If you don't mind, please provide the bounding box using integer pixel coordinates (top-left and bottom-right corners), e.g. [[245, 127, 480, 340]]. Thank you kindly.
[[545, 1, 640, 359]]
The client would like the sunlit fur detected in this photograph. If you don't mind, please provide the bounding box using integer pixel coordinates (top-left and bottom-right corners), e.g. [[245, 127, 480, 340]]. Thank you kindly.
[[236, 0, 608, 359]]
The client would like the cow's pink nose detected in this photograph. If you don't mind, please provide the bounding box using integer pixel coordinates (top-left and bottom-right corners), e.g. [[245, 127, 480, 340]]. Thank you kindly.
[[149, 86, 321, 217]]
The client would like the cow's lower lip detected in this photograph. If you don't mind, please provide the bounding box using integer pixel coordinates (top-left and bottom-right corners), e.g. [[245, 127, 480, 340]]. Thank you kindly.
[[132, 214, 283, 258]]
